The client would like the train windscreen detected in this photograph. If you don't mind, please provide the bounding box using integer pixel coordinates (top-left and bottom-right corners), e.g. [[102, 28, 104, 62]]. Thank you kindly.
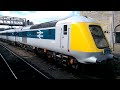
[[89, 25, 109, 49]]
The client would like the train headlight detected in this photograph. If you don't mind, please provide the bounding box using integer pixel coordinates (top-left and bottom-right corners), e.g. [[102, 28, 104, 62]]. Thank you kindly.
[[88, 57, 97, 63], [82, 56, 97, 63], [89, 57, 97, 60]]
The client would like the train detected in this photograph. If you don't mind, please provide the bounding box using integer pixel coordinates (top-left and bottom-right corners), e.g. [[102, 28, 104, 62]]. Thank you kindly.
[[0, 15, 113, 69]]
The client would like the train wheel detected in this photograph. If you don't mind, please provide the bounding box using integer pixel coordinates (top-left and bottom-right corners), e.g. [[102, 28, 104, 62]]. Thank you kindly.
[[62, 59, 68, 67], [71, 63, 79, 70]]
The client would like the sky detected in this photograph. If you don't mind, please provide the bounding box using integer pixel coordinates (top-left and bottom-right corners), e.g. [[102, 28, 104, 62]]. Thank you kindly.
[[0, 11, 80, 28]]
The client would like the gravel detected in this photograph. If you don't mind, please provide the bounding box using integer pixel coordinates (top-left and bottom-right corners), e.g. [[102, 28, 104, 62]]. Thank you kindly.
[[0, 41, 82, 79]]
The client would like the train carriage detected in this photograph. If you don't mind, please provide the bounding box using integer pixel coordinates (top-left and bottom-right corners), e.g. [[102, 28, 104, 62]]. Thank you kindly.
[[0, 30, 7, 40], [0, 15, 113, 68]]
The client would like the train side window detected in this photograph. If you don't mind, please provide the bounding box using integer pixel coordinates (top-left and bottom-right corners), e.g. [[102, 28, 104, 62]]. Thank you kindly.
[[64, 25, 67, 35], [48, 29, 52, 35]]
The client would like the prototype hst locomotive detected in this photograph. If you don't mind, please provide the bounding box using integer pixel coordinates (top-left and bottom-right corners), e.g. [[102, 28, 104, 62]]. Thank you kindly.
[[0, 15, 113, 68]]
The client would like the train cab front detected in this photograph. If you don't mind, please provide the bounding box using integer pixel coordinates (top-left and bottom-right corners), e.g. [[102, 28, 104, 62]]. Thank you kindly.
[[79, 24, 113, 64], [70, 21, 113, 64], [89, 25, 113, 63]]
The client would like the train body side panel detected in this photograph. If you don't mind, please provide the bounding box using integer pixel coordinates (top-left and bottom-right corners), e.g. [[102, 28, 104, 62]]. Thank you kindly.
[[7, 36, 15, 42], [23, 28, 64, 54]]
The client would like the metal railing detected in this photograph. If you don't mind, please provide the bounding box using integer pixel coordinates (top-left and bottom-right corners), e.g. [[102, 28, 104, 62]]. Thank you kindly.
[[0, 16, 27, 26]]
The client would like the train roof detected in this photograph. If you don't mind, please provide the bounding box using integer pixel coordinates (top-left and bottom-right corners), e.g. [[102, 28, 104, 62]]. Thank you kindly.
[[3, 29, 15, 32], [30, 16, 97, 29], [22, 25, 34, 29], [30, 20, 59, 29], [0, 30, 8, 33], [56, 16, 97, 25]]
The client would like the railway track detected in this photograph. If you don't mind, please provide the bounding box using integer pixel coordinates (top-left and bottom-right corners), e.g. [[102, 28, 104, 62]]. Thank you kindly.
[[0, 53, 16, 80], [0, 44, 52, 80], [0, 42, 102, 79]]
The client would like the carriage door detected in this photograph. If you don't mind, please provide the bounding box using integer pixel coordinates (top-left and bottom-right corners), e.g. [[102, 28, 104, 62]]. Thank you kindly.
[[22, 31, 27, 44], [61, 24, 70, 51], [6, 32, 8, 40]]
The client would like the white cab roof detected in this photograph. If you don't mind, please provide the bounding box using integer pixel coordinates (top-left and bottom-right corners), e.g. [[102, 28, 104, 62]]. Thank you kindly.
[[56, 16, 97, 25]]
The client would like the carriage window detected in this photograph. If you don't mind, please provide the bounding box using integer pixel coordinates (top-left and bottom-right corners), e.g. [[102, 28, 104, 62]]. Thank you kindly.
[[48, 29, 52, 35], [64, 25, 67, 35]]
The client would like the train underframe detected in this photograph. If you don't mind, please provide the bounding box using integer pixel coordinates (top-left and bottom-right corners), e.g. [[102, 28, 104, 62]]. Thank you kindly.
[[0, 38, 79, 69], [33, 46, 79, 69]]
